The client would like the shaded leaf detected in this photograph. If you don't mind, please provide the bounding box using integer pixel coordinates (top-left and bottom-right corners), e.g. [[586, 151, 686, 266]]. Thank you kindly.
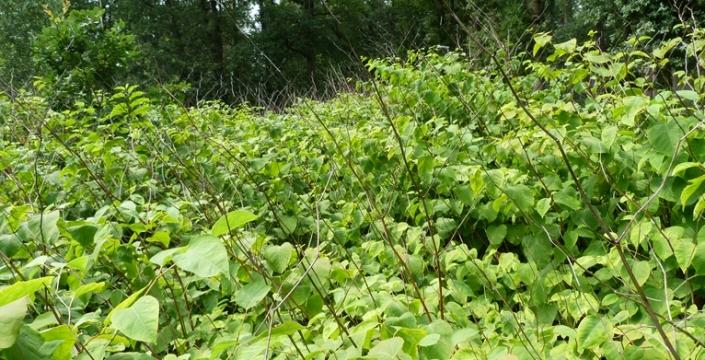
[[111, 295, 159, 343]]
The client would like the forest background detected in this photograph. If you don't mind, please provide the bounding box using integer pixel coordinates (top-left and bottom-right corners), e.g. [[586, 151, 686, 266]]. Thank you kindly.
[[2, 0, 705, 107]]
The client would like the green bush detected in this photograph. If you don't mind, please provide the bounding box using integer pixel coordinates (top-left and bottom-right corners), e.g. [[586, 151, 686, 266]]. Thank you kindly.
[[33, 8, 138, 107]]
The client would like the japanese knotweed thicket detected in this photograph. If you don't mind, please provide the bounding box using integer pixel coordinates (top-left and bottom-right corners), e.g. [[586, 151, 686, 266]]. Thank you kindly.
[[2, 31, 705, 359]]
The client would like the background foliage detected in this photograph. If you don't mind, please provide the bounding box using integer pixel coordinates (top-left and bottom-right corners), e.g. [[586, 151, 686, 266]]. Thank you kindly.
[[1, 0, 705, 105]]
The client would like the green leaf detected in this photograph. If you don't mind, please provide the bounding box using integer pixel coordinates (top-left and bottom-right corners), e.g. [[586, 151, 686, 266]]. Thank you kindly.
[[255, 321, 304, 339], [647, 122, 681, 156], [279, 215, 297, 235], [18, 211, 60, 245], [263, 242, 294, 274], [693, 242, 705, 275], [234, 274, 270, 310], [107, 353, 156, 360], [536, 198, 551, 218], [67, 224, 98, 248], [40, 325, 75, 360], [111, 295, 159, 343], [631, 261, 651, 287], [173, 235, 229, 278], [73, 282, 105, 298], [694, 195, 705, 218], [583, 52, 610, 64], [674, 240, 695, 273], [620, 96, 648, 126], [105, 286, 147, 325], [418, 155, 434, 182], [653, 37, 681, 58], [0, 276, 53, 307], [211, 209, 258, 236], [419, 333, 440, 347], [554, 189, 582, 210], [601, 126, 618, 149], [576, 315, 610, 353], [680, 175, 705, 207], [676, 90, 700, 102], [0, 297, 28, 349], [629, 221, 653, 248], [672, 162, 703, 176], [149, 247, 185, 267], [553, 38, 577, 54], [3, 325, 53, 360], [486, 224, 507, 246], [533, 33, 552, 56], [369, 337, 404, 359], [505, 184, 534, 211]]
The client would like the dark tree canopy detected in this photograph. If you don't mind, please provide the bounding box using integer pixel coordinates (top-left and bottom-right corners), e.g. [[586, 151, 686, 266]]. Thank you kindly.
[[1, 0, 704, 105]]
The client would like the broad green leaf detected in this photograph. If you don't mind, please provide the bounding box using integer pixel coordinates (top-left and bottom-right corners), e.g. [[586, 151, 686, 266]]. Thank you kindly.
[[149, 247, 185, 267], [695, 195, 705, 218], [279, 215, 297, 235], [107, 353, 157, 360], [418, 155, 434, 182], [692, 242, 705, 275], [3, 325, 53, 360], [172, 235, 229, 277], [76, 339, 109, 360], [619, 96, 648, 126], [234, 274, 270, 310], [255, 321, 304, 339], [505, 184, 534, 211], [40, 325, 75, 360], [369, 337, 404, 359], [676, 90, 700, 102], [486, 224, 507, 246], [576, 315, 610, 353], [263, 242, 294, 274], [419, 333, 440, 347], [211, 209, 258, 236], [67, 224, 98, 248], [533, 33, 552, 56], [680, 175, 705, 207], [0, 297, 28, 349], [631, 261, 651, 286], [73, 282, 105, 298], [0, 234, 22, 258], [0, 276, 53, 307], [554, 189, 581, 210], [105, 286, 147, 325], [146, 230, 170, 247], [672, 162, 703, 176], [451, 328, 479, 346], [601, 126, 618, 149], [16, 211, 60, 245], [674, 240, 695, 273], [536, 198, 551, 218], [653, 37, 681, 58], [629, 221, 652, 248], [647, 122, 681, 155], [583, 52, 610, 64], [111, 295, 159, 343], [553, 38, 577, 54]]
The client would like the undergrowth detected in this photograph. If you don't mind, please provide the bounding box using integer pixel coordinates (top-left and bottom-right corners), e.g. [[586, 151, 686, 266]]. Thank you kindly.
[[2, 31, 705, 359]]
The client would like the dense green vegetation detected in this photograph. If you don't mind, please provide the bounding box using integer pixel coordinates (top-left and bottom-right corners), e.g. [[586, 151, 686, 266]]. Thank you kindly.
[[2, 0, 705, 105], [3, 22, 705, 359]]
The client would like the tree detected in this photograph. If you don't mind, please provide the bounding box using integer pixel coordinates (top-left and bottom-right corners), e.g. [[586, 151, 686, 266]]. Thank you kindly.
[[33, 7, 139, 106]]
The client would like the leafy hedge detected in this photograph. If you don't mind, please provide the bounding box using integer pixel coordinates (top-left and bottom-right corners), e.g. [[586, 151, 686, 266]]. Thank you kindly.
[[2, 30, 705, 359]]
